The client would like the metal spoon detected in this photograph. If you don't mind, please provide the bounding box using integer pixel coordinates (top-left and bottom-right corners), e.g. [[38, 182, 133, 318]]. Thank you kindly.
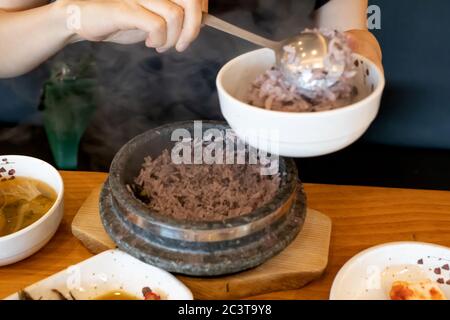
[[203, 13, 345, 91]]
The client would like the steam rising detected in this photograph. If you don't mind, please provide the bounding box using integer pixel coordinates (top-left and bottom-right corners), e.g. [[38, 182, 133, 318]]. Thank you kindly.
[[0, 1, 314, 170]]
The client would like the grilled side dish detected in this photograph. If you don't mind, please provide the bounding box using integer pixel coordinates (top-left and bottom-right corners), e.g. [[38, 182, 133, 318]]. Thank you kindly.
[[390, 280, 447, 300]]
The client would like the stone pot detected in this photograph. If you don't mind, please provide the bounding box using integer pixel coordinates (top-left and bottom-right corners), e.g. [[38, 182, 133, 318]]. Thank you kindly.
[[100, 121, 306, 276]]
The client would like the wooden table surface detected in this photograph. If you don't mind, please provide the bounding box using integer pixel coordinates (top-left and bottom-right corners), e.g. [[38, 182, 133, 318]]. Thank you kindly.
[[1, 171, 450, 299]]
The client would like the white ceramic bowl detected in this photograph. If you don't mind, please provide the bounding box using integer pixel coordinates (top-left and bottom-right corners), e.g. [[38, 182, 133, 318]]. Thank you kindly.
[[217, 48, 385, 157], [0, 155, 64, 266]]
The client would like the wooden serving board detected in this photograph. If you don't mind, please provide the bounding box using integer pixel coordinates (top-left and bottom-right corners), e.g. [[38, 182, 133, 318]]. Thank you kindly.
[[72, 185, 332, 300]]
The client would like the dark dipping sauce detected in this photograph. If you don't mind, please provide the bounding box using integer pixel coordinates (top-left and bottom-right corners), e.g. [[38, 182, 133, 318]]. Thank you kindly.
[[95, 291, 139, 300]]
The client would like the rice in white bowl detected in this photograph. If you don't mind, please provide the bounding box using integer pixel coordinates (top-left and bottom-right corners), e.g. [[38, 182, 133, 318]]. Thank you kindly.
[[246, 29, 357, 112]]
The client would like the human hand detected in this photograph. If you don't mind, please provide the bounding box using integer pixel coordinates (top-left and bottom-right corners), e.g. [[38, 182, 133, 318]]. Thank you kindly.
[[62, 0, 206, 52], [346, 29, 383, 73]]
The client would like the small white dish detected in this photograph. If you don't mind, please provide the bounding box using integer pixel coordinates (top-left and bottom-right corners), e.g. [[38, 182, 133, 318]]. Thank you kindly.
[[217, 48, 385, 157], [0, 155, 64, 266], [330, 242, 450, 300], [5, 249, 193, 300]]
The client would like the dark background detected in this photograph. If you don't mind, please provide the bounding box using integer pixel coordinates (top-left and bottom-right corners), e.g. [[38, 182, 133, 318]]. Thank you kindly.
[[1, 0, 450, 191]]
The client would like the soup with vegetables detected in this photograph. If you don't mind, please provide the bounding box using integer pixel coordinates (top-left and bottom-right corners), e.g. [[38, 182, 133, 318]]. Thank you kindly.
[[0, 177, 57, 237]]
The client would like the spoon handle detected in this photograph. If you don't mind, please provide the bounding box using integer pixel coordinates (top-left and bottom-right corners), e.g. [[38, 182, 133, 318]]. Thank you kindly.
[[202, 13, 279, 50]]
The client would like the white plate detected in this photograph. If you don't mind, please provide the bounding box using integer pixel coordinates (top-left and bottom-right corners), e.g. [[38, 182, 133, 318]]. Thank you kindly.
[[330, 242, 450, 300], [5, 249, 193, 300]]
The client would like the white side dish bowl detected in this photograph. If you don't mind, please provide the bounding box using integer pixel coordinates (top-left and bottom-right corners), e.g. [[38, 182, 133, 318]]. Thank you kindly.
[[217, 48, 385, 157], [0, 155, 64, 266], [330, 242, 450, 300], [5, 249, 193, 300]]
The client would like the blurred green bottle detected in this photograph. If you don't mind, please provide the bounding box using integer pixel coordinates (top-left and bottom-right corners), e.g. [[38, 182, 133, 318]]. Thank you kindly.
[[42, 56, 97, 170]]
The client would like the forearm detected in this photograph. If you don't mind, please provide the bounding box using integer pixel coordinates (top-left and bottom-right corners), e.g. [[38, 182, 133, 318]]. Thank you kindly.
[[314, 0, 368, 31], [0, 0, 74, 78]]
